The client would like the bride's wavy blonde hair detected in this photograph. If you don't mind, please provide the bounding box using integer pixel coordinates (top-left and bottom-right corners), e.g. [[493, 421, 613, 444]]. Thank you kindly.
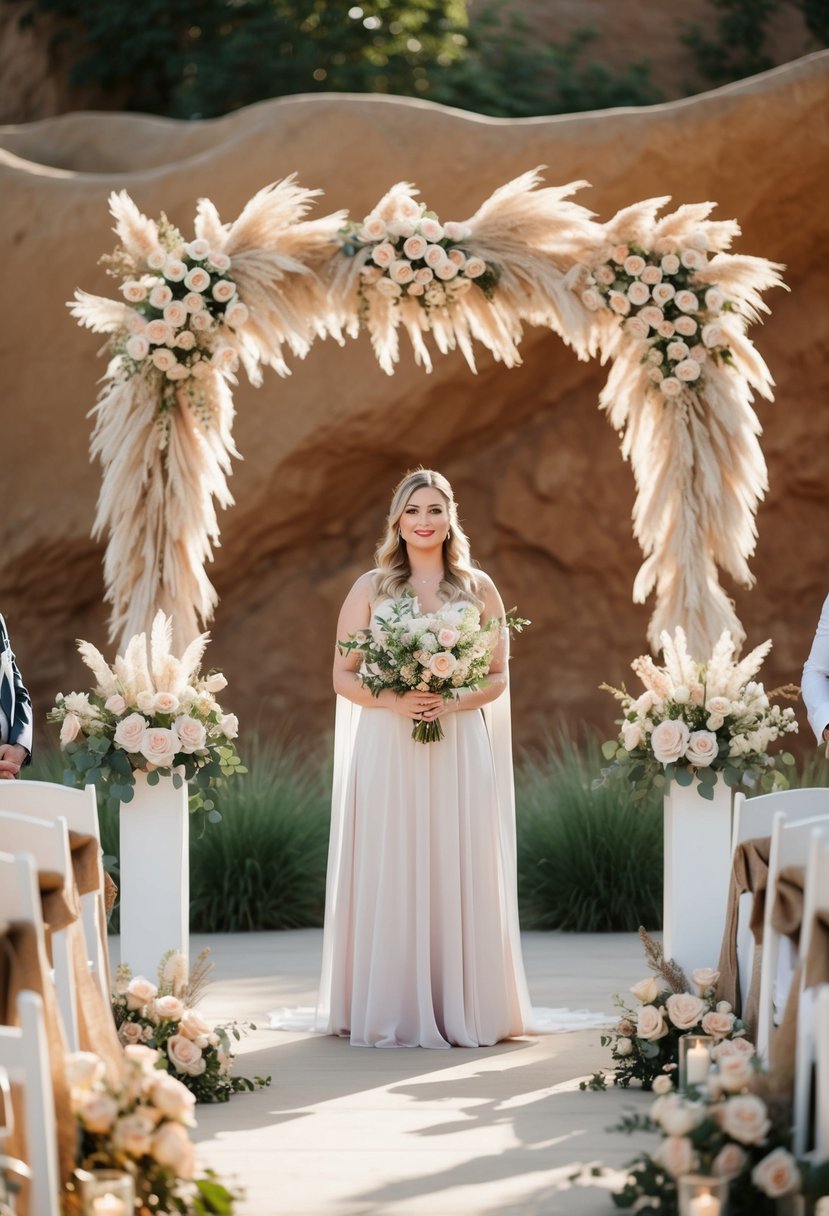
[[373, 469, 483, 606]]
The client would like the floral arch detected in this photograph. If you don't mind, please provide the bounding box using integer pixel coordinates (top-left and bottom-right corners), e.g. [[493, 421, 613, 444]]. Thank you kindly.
[[71, 171, 782, 656]]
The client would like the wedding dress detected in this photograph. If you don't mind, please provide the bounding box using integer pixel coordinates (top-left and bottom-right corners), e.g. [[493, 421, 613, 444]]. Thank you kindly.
[[271, 599, 610, 1047]]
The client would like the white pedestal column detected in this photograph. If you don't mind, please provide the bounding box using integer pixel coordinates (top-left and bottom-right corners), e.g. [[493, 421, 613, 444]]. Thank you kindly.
[[663, 776, 733, 977], [119, 770, 189, 980]]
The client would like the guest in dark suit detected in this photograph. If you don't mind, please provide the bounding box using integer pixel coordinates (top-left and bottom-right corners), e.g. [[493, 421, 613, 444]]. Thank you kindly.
[[0, 613, 33, 779]]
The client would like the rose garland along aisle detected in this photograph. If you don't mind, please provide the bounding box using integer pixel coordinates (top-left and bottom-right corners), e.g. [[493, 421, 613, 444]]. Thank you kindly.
[[48, 610, 245, 817], [596, 626, 797, 802], [570, 198, 785, 657], [113, 950, 270, 1104], [69, 180, 344, 650]]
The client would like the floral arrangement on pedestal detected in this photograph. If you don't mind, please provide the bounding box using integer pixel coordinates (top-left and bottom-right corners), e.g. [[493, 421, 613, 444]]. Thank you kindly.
[[328, 169, 597, 374], [49, 610, 245, 816], [596, 626, 797, 801], [609, 1060, 827, 1214], [112, 950, 269, 1104], [70, 181, 343, 647], [64, 1044, 240, 1214]]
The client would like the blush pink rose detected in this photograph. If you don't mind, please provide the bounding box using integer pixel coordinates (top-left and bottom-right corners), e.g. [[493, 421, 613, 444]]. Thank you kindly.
[[463, 257, 486, 279], [702, 1010, 735, 1040], [685, 730, 718, 767], [125, 976, 158, 1010], [623, 254, 646, 276], [655, 1135, 697, 1178], [403, 235, 427, 260], [429, 652, 457, 679], [151, 1072, 197, 1124], [167, 1034, 206, 1077], [60, 713, 82, 745], [152, 1121, 196, 1178], [114, 712, 149, 753], [627, 281, 650, 306], [174, 715, 207, 753], [721, 1094, 771, 1144], [76, 1092, 118, 1134], [125, 335, 150, 360], [665, 992, 705, 1030], [437, 627, 460, 647], [636, 1004, 668, 1041], [118, 1021, 145, 1047], [713, 1143, 748, 1177], [751, 1148, 801, 1198], [691, 967, 720, 993], [651, 718, 690, 764], [140, 727, 180, 768], [154, 995, 185, 1022]]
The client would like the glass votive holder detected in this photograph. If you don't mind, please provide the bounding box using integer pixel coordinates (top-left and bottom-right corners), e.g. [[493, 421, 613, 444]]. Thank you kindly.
[[679, 1034, 715, 1090], [677, 1174, 730, 1216], [75, 1169, 135, 1216]]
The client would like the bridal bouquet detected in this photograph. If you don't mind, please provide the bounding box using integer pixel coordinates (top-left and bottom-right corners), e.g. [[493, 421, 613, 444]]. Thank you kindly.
[[112, 950, 269, 1105], [597, 627, 797, 800], [65, 1044, 240, 1214], [49, 610, 245, 816], [338, 593, 506, 743]]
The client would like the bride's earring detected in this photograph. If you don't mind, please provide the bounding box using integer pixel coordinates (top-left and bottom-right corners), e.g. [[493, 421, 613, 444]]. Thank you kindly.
[[446, 528, 452, 541]]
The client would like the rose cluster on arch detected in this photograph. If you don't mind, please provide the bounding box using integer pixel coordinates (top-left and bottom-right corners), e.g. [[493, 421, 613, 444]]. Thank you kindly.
[[597, 627, 797, 801], [116, 226, 247, 387], [581, 236, 733, 396], [337, 191, 498, 311]]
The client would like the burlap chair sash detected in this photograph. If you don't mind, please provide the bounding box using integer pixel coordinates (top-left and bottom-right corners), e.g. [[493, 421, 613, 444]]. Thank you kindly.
[[805, 908, 829, 989], [770, 864, 806, 946], [716, 835, 771, 1035], [767, 867, 805, 1087], [68, 828, 113, 995]]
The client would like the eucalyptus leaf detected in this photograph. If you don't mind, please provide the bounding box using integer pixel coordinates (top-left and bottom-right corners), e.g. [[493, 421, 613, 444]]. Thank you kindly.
[[674, 767, 694, 787]]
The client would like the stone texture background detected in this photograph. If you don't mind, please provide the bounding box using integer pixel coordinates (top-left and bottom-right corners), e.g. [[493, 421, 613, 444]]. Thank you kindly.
[[1, 51, 828, 756]]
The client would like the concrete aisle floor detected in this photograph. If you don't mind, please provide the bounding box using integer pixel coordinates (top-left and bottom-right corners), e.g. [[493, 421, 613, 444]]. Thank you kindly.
[[121, 931, 659, 1215]]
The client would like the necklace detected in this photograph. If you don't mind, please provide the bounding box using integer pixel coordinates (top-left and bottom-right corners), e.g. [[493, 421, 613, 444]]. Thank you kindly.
[[412, 573, 443, 585]]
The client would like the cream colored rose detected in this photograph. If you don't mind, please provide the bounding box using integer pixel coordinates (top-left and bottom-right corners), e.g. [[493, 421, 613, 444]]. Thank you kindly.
[[225, 301, 250, 329], [146, 319, 174, 346], [627, 281, 650, 306], [651, 718, 690, 764], [173, 714, 207, 753], [114, 712, 149, 753], [641, 265, 662, 285], [611, 244, 629, 263], [152, 348, 177, 373], [360, 215, 387, 241], [624, 316, 649, 340], [126, 976, 158, 1011], [60, 712, 82, 746], [681, 248, 706, 270], [103, 692, 127, 716], [686, 730, 718, 768], [402, 234, 427, 260], [208, 251, 231, 273], [713, 1142, 748, 1177], [652, 282, 676, 306], [636, 1004, 668, 1041], [581, 287, 602, 311], [751, 1147, 801, 1197], [211, 279, 236, 304], [437, 627, 460, 648], [667, 341, 690, 362], [65, 1051, 105, 1090], [702, 1010, 735, 1041], [147, 248, 166, 270], [164, 258, 187, 282], [185, 238, 210, 260], [118, 1021, 145, 1046], [691, 967, 720, 994], [655, 1135, 697, 1178], [126, 334, 150, 361], [202, 672, 227, 693], [389, 259, 415, 284], [622, 721, 645, 751], [615, 1037, 633, 1057], [702, 322, 725, 348], [447, 248, 466, 268], [167, 1034, 207, 1077], [715, 1052, 754, 1093], [657, 321, 676, 340], [113, 1111, 156, 1157], [163, 301, 188, 329], [443, 221, 468, 241], [154, 995, 185, 1021], [623, 254, 646, 276], [76, 1092, 119, 1134], [152, 692, 180, 715], [179, 1008, 212, 1048], [122, 279, 148, 303], [184, 267, 211, 293], [655, 1093, 704, 1136], [721, 1093, 771, 1144], [435, 261, 459, 281], [414, 266, 434, 285], [219, 712, 239, 739], [151, 1121, 196, 1179], [674, 290, 699, 313], [174, 331, 196, 352], [675, 315, 698, 337], [652, 1074, 674, 1096], [608, 290, 631, 315], [190, 310, 213, 331], [419, 218, 444, 242], [665, 993, 705, 1029], [151, 1072, 197, 1124], [370, 241, 395, 269], [149, 283, 173, 309], [631, 977, 661, 1003], [675, 358, 702, 382], [183, 291, 204, 312], [140, 727, 180, 768], [429, 652, 457, 679]]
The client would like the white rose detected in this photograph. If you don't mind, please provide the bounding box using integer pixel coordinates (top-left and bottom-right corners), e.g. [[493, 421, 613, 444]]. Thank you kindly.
[[179, 1008, 212, 1048], [714, 1052, 753, 1092], [174, 714, 207, 753], [608, 290, 631, 315], [691, 967, 720, 994], [435, 261, 459, 281], [660, 376, 682, 397], [640, 265, 662, 285], [182, 291, 204, 312], [713, 1142, 748, 1177], [164, 258, 187, 282], [622, 720, 645, 751], [681, 248, 706, 270], [113, 1111, 156, 1157], [145, 319, 173, 345], [163, 301, 188, 329], [60, 712, 82, 746], [652, 282, 676, 306], [674, 314, 698, 336], [423, 244, 447, 269], [463, 256, 487, 279], [65, 1051, 104, 1090], [219, 712, 239, 739], [630, 977, 661, 1003], [419, 218, 444, 242], [388, 217, 416, 238], [652, 1074, 674, 1096], [706, 696, 731, 716], [151, 348, 177, 373], [388, 259, 415, 285], [140, 726, 180, 768], [751, 1148, 801, 1198], [686, 730, 718, 767], [623, 254, 646, 276], [151, 1072, 197, 1124], [118, 1021, 144, 1046], [202, 672, 228, 693], [702, 322, 726, 347], [675, 358, 702, 382], [721, 1093, 771, 1144], [154, 995, 185, 1021], [114, 712, 149, 753], [149, 283, 173, 309], [674, 290, 699, 313], [152, 692, 180, 715], [225, 301, 249, 328], [359, 215, 387, 241], [403, 234, 427, 260], [429, 652, 457, 678], [704, 286, 725, 311], [125, 334, 151, 361], [665, 993, 705, 1029], [667, 340, 690, 362], [443, 221, 468, 241], [190, 310, 213, 331], [185, 238, 210, 260], [121, 279, 148, 303], [167, 1034, 206, 1077], [175, 330, 197, 351], [651, 718, 690, 764], [627, 281, 650, 306], [207, 251, 231, 272], [211, 279, 236, 303], [702, 1010, 736, 1040], [581, 287, 602, 311], [655, 1135, 697, 1178], [146, 248, 166, 270], [370, 241, 396, 268], [151, 1121, 196, 1179], [636, 1004, 668, 1041], [184, 267, 211, 293], [126, 975, 158, 1010], [76, 1091, 119, 1134]]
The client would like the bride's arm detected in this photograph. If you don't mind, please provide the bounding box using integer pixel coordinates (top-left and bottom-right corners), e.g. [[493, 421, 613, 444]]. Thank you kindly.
[[443, 573, 509, 714]]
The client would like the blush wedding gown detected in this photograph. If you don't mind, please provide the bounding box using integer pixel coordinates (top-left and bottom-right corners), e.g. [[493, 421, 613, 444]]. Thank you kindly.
[[271, 600, 610, 1048]]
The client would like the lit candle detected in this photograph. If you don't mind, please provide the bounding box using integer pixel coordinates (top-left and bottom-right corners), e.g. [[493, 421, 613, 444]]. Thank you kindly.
[[92, 1195, 128, 1216], [688, 1192, 720, 1216], [685, 1043, 710, 1086]]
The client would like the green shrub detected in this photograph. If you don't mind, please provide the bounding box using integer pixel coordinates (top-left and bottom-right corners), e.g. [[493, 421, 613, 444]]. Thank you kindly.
[[515, 732, 663, 932]]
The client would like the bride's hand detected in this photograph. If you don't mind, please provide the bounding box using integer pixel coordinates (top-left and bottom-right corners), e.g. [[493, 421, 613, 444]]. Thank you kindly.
[[390, 691, 444, 721]]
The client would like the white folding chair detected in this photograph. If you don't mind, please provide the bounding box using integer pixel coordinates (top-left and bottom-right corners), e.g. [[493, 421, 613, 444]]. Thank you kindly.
[[793, 830, 829, 1157], [732, 787, 829, 855], [0, 812, 79, 1051], [757, 812, 829, 1059], [0, 782, 109, 1000], [0, 851, 61, 1216], [816, 985, 829, 1160]]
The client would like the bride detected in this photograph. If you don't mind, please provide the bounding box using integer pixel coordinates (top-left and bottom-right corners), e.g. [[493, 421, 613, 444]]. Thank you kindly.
[[317, 467, 534, 1048]]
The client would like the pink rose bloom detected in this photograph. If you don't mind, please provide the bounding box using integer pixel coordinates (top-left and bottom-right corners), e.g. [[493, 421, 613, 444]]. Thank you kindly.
[[151, 1072, 197, 1124], [151, 348, 176, 372], [651, 718, 690, 764], [655, 1135, 697, 1178], [623, 254, 646, 276], [648, 367, 664, 384], [622, 720, 645, 750], [164, 258, 187, 282], [640, 265, 663, 285], [627, 281, 650, 306], [145, 319, 173, 346], [691, 967, 720, 993], [675, 358, 702, 382], [154, 995, 185, 1021], [611, 244, 629, 263], [140, 726, 180, 768], [60, 713, 82, 746], [660, 377, 682, 397], [681, 248, 706, 271], [636, 1004, 668, 1041], [179, 1008, 212, 1048], [183, 291, 204, 312], [65, 1052, 104, 1091], [429, 652, 457, 679], [121, 279, 148, 303], [667, 340, 690, 362], [403, 235, 427, 260], [185, 238, 210, 260], [167, 1034, 206, 1077], [211, 279, 236, 303], [657, 319, 676, 338], [389, 260, 415, 284], [174, 714, 207, 753], [152, 1121, 196, 1179], [435, 262, 459, 281], [207, 252, 231, 273], [665, 992, 705, 1029], [674, 290, 699, 313], [184, 267, 211, 293], [152, 692, 180, 715], [689, 344, 707, 363], [631, 977, 661, 1003], [175, 330, 197, 351], [751, 1148, 801, 1198], [414, 266, 434, 285], [721, 1094, 771, 1144], [359, 215, 387, 241], [437, 627, 460, 647], [149, 283, 173, 309], [419, 218, 444, 242], [685, 729, 718, 766], [190, 310, 213, 331], [114, 712, 149, 753], [702, 1010, 736, 1040], [713, 1143, 748, 1177], [126, 975, 158, 1011], [639, 305, 664, 328], [220, 713, 239, 739], [674, 314, 698, 336], [652, 282, 676, 306], [118, 1021, 144, 1046], [463, 257, 487, 279], [146, 249, 166, 270]]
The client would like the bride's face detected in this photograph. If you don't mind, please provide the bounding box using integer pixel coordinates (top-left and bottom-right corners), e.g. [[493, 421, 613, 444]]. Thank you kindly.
[[399, 486, 450, 552]]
